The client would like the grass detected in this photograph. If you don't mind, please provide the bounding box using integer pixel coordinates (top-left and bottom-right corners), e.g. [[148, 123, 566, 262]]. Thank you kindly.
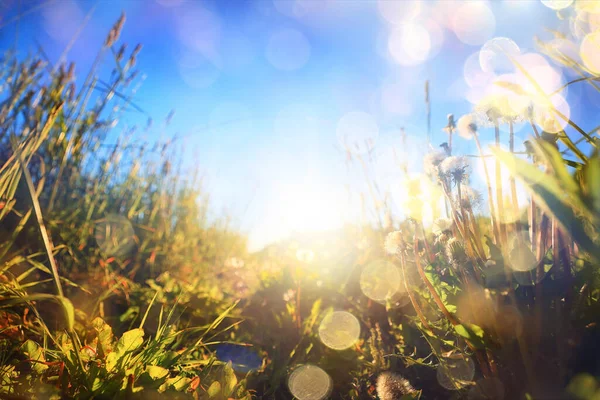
[[1, 9, 600, 400]]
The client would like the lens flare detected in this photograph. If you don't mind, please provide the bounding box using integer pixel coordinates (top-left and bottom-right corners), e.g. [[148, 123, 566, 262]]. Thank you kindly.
[[533, 94, 570, 134], [388, 23, 432, 66], [377, 0, 421, 25], [479, 37, 521, 74], [452, 2, 496, 46], [540, 0, 573, 10], [464, 52, 495, 88], [468, 378, 505, 400], [360, 260, 402, 303], [581, 32, 600, 74], [94, 214, 136, 258], [436, 356, 475, 390], [288, 365, 333, 400], [318, 311, 360, 350]]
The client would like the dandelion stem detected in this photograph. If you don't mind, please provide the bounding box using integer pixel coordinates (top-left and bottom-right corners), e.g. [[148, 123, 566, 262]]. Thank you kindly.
[[473, 132, 500, 246]]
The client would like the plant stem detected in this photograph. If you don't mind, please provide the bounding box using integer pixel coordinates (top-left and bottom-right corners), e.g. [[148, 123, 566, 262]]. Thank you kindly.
[[509, 121, 520, 221], [473, 133, 500, 246], [398, 251, 432, 331]]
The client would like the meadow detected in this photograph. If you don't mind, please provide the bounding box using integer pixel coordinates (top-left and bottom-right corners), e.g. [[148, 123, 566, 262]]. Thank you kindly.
[[2, 2, 600, 400]]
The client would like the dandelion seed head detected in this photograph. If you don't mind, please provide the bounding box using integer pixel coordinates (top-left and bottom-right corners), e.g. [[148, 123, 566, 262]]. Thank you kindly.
[[440, 156, 471, 184], [384, 231, 404, 255], [376, 372, 416, 400], [446, 113, 456, 129], [459, 186, 482, 209], [446, 237, 468, 269], [457, 114, 477, 139], [424, 151, 447, 178]]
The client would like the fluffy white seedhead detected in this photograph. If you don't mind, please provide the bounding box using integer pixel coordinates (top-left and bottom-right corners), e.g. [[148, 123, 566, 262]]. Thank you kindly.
[[423, 151, 447, 178], [384, 231, 404, 255], [440, 156, 471, 184], [376, 372, 416, 400], [457, 114, 477, 139], [459, 186, 482, 209]]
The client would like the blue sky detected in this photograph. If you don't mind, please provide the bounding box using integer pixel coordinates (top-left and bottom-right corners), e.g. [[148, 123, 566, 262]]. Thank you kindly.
[[1, 0, 598, 249]]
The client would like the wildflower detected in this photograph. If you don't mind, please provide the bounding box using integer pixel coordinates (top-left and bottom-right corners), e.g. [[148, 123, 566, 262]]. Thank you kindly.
[[458, 186, 482, 210], [440, 156, 471, 184], [457, 114, 477, 139], [432, 217, 453, 234], [445, 237, 468, 269], [283, 289, 296, 302], [384, 231, 404, 255], [423, 151, 447, 178], [376, 372, 417, 400]]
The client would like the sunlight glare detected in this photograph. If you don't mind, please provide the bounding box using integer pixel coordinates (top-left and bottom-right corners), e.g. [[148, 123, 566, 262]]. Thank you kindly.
[[336, 111, 379, 154]]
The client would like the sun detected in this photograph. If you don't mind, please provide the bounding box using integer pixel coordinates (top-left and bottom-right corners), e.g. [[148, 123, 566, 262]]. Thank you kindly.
[[248, 181, 351, 250]]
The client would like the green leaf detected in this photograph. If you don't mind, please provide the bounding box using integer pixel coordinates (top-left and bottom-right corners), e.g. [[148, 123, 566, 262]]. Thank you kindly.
[[454, 324, 485, 348], [57, 296, 75, 332], [492, 147, 600, 260], [115, 328, 144, 355], [222, 362, 238, 396], [145, 365, 169, 381], [584, 151, 600, 216], [207, 381, 222, 397], [163, 376, 192, 392], [91, 317, 114, 358], [566, 373, 598, 400], [139, 365, 169, 388], [22, 340, 47, 374]]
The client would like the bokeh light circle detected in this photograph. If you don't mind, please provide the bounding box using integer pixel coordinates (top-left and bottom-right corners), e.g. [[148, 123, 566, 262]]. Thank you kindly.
[[509, 229, 537, 273], [479, 37, 520, 74], [464, 52, 495, 88], [386, 291, 412, 309], [377, 0, 422, 25], [495, 305, 524, 341], [94, 214, 136, 258], [318, 311, 361, 350], [266, 29, 311, 71], [288, 365, 333, 400], [468, 378, 505, 399], [452, 2, 496, 46], [541, 0, 574, 10], [581, 32, 600, 74], [533, 94, 570, 134], [336, 111, 379, 154], [360, 259, 402, 303], [436, 356, 476, 390], [388, 23, 431, 66], [177, 50, 221, 89]]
